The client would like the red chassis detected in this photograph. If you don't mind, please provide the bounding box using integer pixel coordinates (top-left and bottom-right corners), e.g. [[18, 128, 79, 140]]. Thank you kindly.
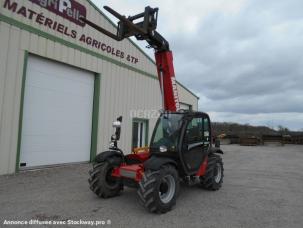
[[111, 152, 149, 182], [112, 152, 208, 182]]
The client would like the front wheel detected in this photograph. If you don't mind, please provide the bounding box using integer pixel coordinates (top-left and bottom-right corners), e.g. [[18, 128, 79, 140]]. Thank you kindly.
[[200, 155, 224, 190], [137, 165, 179, 213], [88, 161, 123, 198]]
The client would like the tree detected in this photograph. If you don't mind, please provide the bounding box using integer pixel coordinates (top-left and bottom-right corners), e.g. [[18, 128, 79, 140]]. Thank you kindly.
[[278, 125, 289, 134]]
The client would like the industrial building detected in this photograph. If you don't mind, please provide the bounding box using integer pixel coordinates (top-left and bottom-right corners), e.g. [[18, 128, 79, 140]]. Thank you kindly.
[[0, 0, 198, 175]]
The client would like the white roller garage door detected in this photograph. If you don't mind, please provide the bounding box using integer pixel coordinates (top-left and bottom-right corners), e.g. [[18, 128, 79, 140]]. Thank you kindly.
[[20, 55, 95, 168]]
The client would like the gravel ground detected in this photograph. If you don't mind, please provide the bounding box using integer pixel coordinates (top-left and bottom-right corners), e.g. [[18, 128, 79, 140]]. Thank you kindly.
[[1, 145, 303, 228]]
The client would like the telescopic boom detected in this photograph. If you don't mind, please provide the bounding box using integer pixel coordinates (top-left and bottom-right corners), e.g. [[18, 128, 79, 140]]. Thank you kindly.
[[80, 6, 180, 111]]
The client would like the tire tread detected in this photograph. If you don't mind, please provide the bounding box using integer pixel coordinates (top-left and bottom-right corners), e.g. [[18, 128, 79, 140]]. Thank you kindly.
[[200, 154, 224, 191], [137, 165, 179, 213], [88, 162, 123, 198]]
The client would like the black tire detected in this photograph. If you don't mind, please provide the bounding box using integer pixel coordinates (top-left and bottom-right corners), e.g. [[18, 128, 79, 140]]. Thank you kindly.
[[88, 161, 123, 198], [137, 165, 179, 214], [200, 155, 224, 190]]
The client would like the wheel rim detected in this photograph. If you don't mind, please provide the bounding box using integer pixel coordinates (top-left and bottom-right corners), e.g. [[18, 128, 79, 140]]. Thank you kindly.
[[159, 175, 175, 204], [214, 163, 222, 183]]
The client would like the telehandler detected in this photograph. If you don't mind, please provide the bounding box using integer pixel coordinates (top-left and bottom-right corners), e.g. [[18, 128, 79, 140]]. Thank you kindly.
[[81, 6, 224, 213]]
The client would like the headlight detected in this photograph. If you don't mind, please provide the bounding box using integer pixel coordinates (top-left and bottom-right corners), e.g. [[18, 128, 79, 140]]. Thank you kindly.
[[159, 145, 167, 152], [112, 121, 121, 128]]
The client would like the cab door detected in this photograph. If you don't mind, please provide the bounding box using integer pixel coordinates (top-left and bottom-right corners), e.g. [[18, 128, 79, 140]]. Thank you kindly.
[[181, 116, 211, 174]]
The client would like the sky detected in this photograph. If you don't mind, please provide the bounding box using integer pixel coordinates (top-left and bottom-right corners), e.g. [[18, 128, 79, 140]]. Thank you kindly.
[[92, 0, 303, 131]]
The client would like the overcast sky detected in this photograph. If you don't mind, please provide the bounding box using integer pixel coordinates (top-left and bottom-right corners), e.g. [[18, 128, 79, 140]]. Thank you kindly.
[[92, 0, 303, 131]]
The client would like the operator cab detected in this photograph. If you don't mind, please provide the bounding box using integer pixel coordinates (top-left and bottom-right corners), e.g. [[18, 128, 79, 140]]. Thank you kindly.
[[150, 111, 212, 175]]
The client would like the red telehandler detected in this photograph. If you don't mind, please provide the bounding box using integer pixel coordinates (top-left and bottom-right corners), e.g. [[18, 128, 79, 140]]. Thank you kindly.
[[81, 6, 224, 213]]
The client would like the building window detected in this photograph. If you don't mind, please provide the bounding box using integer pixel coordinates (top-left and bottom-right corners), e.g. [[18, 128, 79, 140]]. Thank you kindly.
[[132, 119, 149, 149]]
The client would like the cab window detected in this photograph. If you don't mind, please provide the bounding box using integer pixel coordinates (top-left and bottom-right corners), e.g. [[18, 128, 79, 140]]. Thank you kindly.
[[185, 118, 203, 144]]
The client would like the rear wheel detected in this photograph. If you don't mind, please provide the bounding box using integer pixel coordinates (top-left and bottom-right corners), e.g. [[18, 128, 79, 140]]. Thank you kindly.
[[200, 155, 224, 190], [88, 161, 123, 198], [137, 165, 179, 213]]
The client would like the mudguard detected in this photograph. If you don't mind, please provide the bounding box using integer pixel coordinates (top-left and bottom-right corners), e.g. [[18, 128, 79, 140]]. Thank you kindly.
[[95, 151, 122, 166], [144, 156, 177, 171], [208, 147, 224, 155]]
